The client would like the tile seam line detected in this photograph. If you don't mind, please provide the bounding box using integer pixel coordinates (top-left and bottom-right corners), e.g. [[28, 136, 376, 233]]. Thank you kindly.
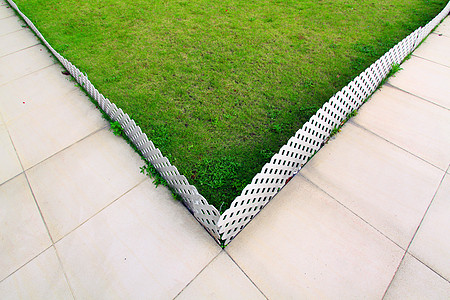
[[30, 174, 150, 298], [384, 82, 450, 111], [0, 125, 108, 187], [24, 125, 109, 173], [51, 176, 148, 244], [411, 53, 450, 69], [0, 245, 53, 284], [10, 162, 70, 295], [380, 247, 409, 299], [381, 169, 449, 298], [407, 252, 450, 284], [51, 245, 77, 299], [1, 108, 54, 251], [0, 41, 43, 59], [223, 250, 269, 300], [0, 14, 14, 21], [172, 250, 222, 299], [0, 61, 56, 88], [0, 25, 25, 38], [0, 110, 26, 187], [23, 171, 56, 243], [0, 168, 23, 187], [349, 120, 445, 172], [0, 41, 41, 58], [298, 174, 405, 250]]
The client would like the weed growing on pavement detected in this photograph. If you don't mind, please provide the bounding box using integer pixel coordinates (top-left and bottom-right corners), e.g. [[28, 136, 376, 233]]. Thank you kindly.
[[110, 121, 123, 136]]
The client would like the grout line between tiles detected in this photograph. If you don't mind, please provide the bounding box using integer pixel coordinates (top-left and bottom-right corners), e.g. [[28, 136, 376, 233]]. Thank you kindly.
[[411, 53, 450, 69], [0, 42, 45, 59], [224, 250, 269, 300], [299, 174, 405, 251], [384, 83, 450, 111], [0, 172, 23, 189], [23, 124, 109, 172], [1, 119, 52, 295], [0, 79, 108, 188], [380, 249, 409, 299], [0, 19, 25, 37], [0, 245, 52, 284], [0, 40, 40, 59], [349, 120, 445, 172], [21, 143, 147, 297], [51, 176, 148, 244], [381, 168, 448, 298], [0, 13, 13, 20], [1, 79, 111, 298], [0, 60, 57, 88], [52, 245, 77, 300], [172, 251, 223, 299], [408, 252, 450, 284], [23, 170, 55, 243]]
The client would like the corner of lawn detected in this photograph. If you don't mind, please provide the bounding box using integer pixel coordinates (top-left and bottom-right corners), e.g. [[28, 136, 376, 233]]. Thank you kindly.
[[14, 0, 449, 210]]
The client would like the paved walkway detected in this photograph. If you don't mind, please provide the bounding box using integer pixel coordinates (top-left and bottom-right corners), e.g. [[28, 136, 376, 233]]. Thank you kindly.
[[0, 1, 449, 298]]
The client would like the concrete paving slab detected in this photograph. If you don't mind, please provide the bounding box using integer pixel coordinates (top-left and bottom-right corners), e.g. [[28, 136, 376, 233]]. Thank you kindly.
[[0, 15, 24, 36], [409, 172, 450, 281], [55, 179, 220, 299], [0, 174, 52, 281], [388, 56, 450, 109], [0, 3, 14, 19], [0, 44, 54, 86], [227, 175, 404, 299], [434, 17, 450, 37], [0, 247, 74, 300], [300, 122, 443, 248], [384, 254, 450, 300], [0, 28, 39, 57], [0, 64, 78, 124], [354, 85, 450, 170], [6, 87, 107, 170], [26, 128, 147, 241], [413, 33, 450, 67], [175, 251, 266, 300], [0, 124, 21, 184]]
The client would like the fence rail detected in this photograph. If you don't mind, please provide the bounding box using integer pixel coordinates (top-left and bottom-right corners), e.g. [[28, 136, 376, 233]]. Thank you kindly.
[[8, 0, 450, 244]]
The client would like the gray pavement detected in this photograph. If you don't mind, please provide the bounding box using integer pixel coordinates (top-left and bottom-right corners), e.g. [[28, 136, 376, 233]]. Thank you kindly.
[[0, 1, 449, 298]]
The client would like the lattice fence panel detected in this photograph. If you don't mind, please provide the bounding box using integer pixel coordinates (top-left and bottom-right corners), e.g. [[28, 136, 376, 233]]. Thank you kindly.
[[8, 0, 450, 245], [416, 3, 450, 47], [6, 0, 221, 241], [218, 4, 450, 244]]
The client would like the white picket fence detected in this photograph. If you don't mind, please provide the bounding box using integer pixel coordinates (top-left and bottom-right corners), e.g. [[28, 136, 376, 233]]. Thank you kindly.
[[8, 0, 450, 244]]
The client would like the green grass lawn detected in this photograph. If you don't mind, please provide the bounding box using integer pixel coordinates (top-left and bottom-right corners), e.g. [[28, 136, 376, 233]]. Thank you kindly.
[[14, 0, 447, 210]]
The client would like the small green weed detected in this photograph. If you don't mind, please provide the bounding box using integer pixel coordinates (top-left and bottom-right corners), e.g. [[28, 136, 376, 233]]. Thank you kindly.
[[329, 109, 357, 139], [388, 63, 403, 77], [140, 163, 166, 187], [379, 63, 403, 86], [330, 126, 341, 137], [110, 121, 124, 136]]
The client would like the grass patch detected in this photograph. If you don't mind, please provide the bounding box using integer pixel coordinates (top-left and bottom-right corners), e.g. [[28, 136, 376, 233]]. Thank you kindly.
[[14, 0, 448, 209]]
